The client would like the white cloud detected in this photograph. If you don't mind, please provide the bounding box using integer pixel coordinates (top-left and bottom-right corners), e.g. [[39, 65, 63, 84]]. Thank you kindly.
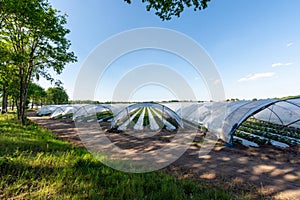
[[271, 62, 293, 67], [286, 42, 294, 47], [213, 79, 221, 85], [238, 72, 275, 82]]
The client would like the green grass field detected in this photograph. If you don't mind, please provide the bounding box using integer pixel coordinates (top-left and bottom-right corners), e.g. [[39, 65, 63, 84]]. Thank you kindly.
[[0, 113, 234, 199]]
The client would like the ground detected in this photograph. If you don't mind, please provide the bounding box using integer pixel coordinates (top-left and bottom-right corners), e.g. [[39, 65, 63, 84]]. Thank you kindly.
[[28, 112, 300, 199]]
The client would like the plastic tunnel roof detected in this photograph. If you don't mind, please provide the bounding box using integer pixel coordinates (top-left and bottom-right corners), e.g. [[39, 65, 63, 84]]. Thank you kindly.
[[221, 99, 280, 141], [178, 98, 300, 143], [175, 99, 280, 142], [72, 104, 111, 120], [50, 105, 82, 119], [254, 98, 300, 128], [37, 98, 300, 144], [37, 105, 60, 116]]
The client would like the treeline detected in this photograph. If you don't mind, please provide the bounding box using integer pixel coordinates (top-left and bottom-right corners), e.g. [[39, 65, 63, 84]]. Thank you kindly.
[[68, 100, 100, 104], [278, 95, 300, 100], [1, 83, 69, 111]]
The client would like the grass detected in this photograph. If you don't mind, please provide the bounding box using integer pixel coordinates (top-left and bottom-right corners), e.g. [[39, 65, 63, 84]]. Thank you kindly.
[[0, 113, 234, 199]]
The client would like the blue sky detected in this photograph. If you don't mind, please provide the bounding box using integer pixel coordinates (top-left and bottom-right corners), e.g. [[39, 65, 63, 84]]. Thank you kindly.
[[40, 0, 300, 101]]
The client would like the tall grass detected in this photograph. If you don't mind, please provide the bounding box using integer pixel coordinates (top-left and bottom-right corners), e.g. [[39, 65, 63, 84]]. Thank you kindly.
[[0, 113, 233, 199]]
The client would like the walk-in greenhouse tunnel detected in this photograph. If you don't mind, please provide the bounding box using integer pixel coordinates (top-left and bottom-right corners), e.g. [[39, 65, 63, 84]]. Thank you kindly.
[[37, 98, 300, 148]]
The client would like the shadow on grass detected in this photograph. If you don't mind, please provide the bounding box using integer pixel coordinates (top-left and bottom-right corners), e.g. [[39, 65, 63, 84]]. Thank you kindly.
[[0, 114, 232, 199], [0, 149, 231, 199]]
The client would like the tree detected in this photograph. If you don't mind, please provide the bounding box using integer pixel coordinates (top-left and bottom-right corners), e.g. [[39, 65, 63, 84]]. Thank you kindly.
[[46, 87, 68, 105], [124, 0, 211, 20], [0, 0, 77, 124], [0, 42, 15, 113], [27, 82, 46, 108]]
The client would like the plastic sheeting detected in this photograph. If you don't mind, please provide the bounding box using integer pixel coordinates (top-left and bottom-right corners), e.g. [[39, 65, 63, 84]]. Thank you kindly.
[[171, 99, 279, 142], [37, 98, 300, 145], [176, 98, 300, 144], [37, 105, 60, 116], [72, 104, 111, 121], [221, 99, 279, 141], [50, 105, 82, 119], [254, 98, 300, 128], [111, 102, 183, 131]]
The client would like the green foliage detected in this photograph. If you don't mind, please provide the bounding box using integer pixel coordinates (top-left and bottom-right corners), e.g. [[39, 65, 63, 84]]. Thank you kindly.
[[149, 108, 164, 127], [143, 107, 150, 127], [27, 82, 46, 107], [0, 113, 233, 199], [235, 130, 267, 146], [124, 0, 211, 20], [278, 95, 300, 100], [235, 118, 300, 147], [128, 107, 144, 128], [69, 100, 100, 104], [0, 0, 77, 124], [46, 87, 69, 105], [96, 111, 114, 121]]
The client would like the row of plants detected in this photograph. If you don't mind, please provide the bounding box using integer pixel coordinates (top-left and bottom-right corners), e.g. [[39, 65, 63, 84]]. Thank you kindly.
[[238, 126, 298, 146], [234, 130, 268, 146], [143, 108, 150, 127], [150, 108, 179, 129], [141, 107, 179, 130], [112, 107, 162, 131], [248, 118, 300, 135], [235, 118, 300, 146], [111, 108, 140, 128], [245, 119, 300, 139], [149, 108, 165, 128], [127, 108, 144, 128], [125, 106, 179, 130], [73, 110, 114, 123], [96, 110, 114, 122], [52, 113, 74, 119], [242, 121, 300, 139], [164, 117, 180, 129]]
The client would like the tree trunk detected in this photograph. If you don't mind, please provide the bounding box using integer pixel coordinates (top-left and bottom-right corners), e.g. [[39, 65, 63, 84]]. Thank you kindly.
[[20, 84, 29, 125], [36, 99, 40, 108], [18, 64, 31, 125], [18, 69, 22, 120], [11, 98, 15, 110], [18, 89, 28, 125], [18, 66, 25, 124], [1, 85, 8, 114]]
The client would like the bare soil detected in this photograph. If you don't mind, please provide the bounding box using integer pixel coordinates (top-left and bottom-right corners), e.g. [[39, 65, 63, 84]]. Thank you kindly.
[[27, 112, 300, 199]]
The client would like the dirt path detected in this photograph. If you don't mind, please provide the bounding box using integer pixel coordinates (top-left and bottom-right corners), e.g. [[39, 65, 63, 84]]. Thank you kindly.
[[28, 113, 300, 199]]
